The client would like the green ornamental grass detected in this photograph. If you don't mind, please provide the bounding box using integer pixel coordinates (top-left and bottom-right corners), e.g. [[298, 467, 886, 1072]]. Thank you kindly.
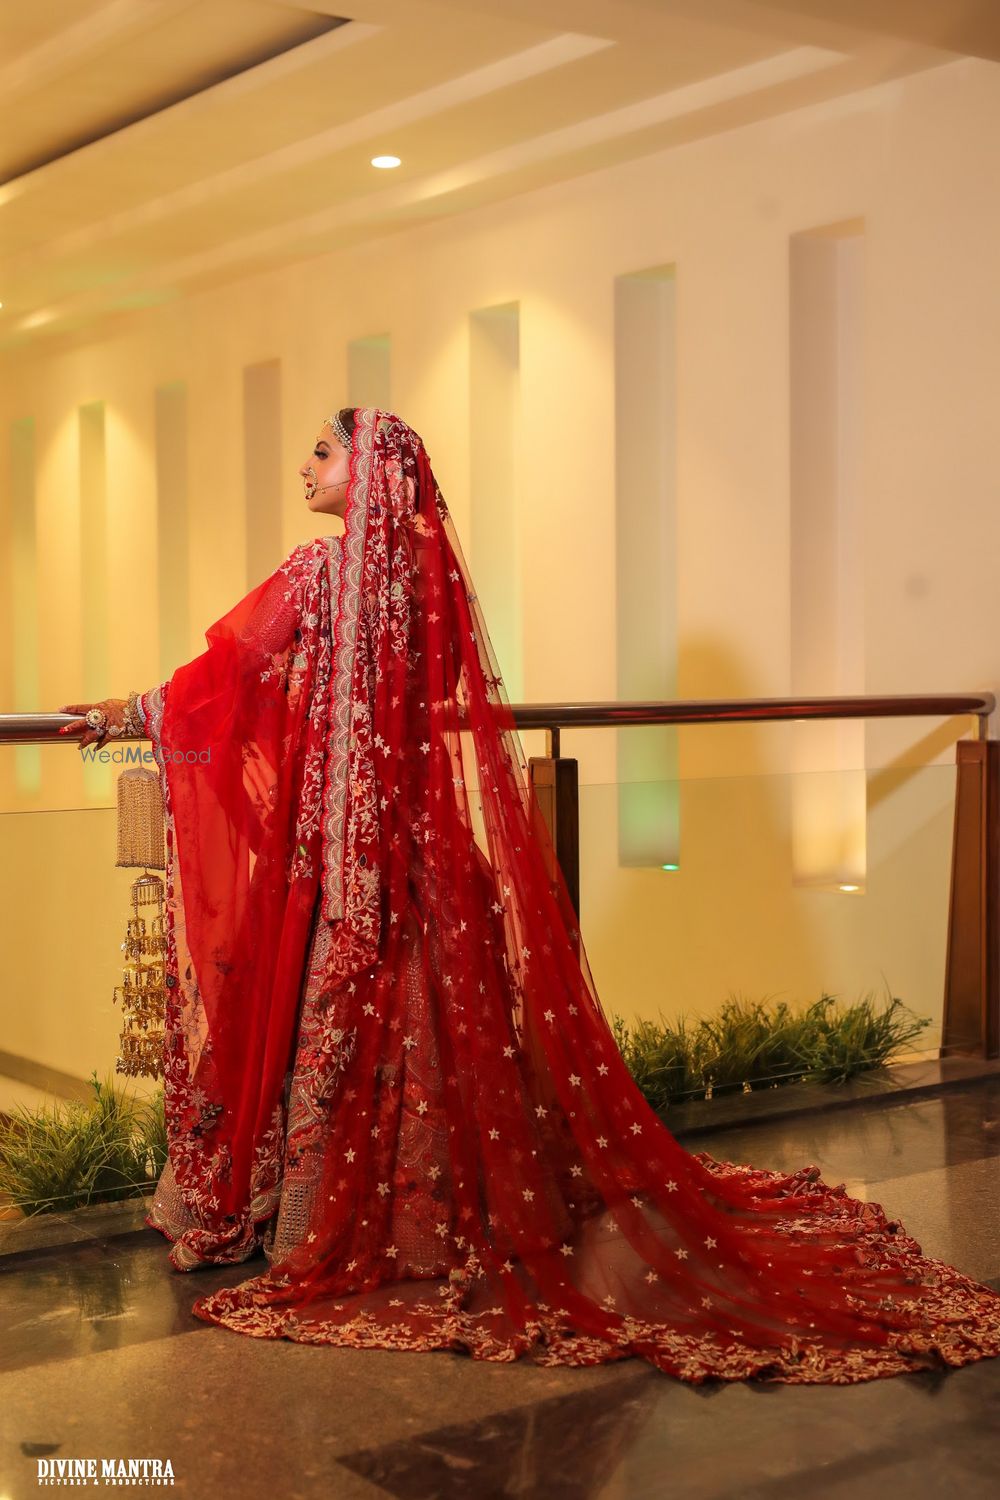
[[610, 991, 930, 1112], [0, 1071, 166, 1217]]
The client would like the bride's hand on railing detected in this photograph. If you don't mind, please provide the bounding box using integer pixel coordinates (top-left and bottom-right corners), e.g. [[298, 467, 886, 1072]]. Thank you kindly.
[[58, 698, 130, 749]]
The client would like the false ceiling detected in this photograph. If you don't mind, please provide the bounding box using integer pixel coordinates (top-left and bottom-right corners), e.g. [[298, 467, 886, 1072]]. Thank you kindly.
[[1, 0, 995, 348]]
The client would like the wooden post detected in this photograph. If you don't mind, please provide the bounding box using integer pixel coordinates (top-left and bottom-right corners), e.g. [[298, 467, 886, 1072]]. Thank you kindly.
[[942, 740, 1000, 1057], [528, 754, 580, 923]]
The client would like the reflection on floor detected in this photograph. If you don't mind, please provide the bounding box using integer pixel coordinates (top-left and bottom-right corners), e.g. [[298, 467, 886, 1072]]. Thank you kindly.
[[1, 1082, 999, 1499]]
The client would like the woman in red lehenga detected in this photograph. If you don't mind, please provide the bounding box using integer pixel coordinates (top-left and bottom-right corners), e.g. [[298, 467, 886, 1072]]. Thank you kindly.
[[67, 406, 1000, 1382]]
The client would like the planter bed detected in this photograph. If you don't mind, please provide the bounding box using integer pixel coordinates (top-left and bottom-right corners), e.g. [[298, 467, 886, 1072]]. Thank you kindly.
[[663, 1054, 1000, 1138], [0, 1192, 153, 1261]]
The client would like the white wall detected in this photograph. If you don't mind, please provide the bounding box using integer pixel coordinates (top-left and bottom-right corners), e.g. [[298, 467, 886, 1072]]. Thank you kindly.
[[3, 56, 999, 1080]]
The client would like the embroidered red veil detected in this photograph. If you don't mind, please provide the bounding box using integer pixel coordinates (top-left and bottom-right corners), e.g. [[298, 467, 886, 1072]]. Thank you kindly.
[[141, 406, 1000, 1382]]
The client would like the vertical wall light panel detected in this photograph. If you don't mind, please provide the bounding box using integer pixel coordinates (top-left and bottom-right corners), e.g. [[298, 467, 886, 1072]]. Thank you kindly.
[[154, 383, 190, 680], [78, 402, 111, 796], [469, 303, 522, 699], [347, 335, 392, 410], [790, 225, 866, 889], [10, 418, 40, 793], [243, 359, 283, 585], [614, 267, 680, 869], [79, 402, 109, 704]]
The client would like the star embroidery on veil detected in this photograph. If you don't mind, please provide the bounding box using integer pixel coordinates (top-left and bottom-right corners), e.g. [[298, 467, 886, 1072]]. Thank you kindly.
[[522, 1188, 535, 1201], [559, 1244, 574, 1257], [344, 1148, 356, 1162], [488, 1128, 500, 1139], [645, 1271, 659, 1284], [597, 1064, 609, 1075], [629, 1123, 643, 1135], [385, 1245, 399, 1258], [569, 1074, 581, 1086], [503, 1046, 515, 1058], [596, 1135, 608, 1148]]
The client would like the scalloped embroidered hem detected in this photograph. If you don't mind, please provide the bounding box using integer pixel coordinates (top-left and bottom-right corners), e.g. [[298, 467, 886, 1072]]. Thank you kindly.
[[186, 1262, 1000, 1385]]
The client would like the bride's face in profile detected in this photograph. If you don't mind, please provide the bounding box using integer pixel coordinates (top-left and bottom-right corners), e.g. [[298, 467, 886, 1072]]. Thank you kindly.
[[300, 422, 351, 518]]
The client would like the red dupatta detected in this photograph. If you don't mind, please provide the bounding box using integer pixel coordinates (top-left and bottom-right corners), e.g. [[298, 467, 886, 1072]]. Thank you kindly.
[[142, 531, 338, 1260], [145, 408, 1000, 1381]]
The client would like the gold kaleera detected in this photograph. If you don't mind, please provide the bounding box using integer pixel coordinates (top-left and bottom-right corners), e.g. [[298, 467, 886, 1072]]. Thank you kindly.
[[112, 767, 167, 1079]]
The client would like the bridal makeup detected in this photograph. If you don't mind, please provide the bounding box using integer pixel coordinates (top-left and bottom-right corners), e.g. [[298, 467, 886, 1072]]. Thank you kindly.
[[300, 427, 350, 514]]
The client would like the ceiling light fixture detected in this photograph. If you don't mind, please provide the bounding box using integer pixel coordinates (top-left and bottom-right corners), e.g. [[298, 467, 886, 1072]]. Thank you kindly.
[[371, 154, 401, 170]]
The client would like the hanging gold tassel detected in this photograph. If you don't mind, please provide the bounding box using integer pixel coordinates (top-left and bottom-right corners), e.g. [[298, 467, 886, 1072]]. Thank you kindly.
[[112, 768, 167, 1079]]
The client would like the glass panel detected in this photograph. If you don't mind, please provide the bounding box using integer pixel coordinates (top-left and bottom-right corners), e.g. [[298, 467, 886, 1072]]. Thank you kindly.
[[0, 805, 162, 1105], [575, 767, 956, 1058], [0, 762, 960, 1115], [0, 739, 156, 815]]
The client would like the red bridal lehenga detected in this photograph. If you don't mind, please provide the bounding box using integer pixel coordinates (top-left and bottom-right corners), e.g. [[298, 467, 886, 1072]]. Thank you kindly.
[[139, 407, 1000, 1383]]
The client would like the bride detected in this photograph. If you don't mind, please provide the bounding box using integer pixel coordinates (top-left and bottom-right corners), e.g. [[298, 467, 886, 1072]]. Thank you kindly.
[[60, 405, 1000, 1382]]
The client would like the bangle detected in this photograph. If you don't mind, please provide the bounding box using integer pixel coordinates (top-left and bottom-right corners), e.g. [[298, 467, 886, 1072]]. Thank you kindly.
[[122, 691, 145, 736]]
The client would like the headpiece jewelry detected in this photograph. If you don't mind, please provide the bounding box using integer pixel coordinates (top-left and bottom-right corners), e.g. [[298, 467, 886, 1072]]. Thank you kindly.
[[327, 412, 353, 450]]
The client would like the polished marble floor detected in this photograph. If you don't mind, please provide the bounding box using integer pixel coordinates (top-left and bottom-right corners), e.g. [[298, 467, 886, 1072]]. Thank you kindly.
[[1, 1082, 999, 1499]]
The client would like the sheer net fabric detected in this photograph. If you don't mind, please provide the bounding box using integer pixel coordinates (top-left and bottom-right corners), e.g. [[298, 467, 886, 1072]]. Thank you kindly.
[[142, 408, 1000, 1382]]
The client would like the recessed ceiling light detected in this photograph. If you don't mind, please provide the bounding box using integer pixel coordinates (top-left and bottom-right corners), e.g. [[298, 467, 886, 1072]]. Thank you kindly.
[[371, 154, 401, 170]]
